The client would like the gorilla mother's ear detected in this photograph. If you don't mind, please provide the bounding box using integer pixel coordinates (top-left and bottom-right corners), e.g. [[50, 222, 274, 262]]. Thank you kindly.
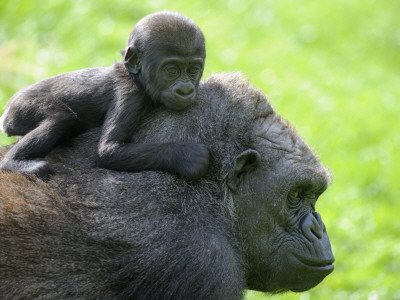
[[124, 46, 142, 75], [227, 149, 261, 193]]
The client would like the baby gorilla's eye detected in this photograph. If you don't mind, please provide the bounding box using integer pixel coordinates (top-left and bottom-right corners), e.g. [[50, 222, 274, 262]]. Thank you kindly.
[[166, 66, 179, 75], [188, 66, 201, 75]]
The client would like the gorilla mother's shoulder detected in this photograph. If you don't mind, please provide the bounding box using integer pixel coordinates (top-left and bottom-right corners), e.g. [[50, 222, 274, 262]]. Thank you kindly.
[[0, 72, 335, 299]]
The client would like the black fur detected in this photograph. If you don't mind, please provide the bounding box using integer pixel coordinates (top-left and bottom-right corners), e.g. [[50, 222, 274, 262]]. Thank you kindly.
[[0, 11, 208, 180], [0, 73, 334, 299]]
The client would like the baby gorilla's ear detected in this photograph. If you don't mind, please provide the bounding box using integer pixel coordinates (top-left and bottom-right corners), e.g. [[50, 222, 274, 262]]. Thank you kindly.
[[124, 46, 142, 74]]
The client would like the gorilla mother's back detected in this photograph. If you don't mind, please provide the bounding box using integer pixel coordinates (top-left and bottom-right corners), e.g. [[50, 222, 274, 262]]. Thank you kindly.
[[0, 73, 334, 299]]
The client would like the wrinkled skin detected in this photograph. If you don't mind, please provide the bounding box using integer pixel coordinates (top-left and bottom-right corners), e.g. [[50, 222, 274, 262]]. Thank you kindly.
[[0, 73, 334, 299], [235, 148, 333, 292]]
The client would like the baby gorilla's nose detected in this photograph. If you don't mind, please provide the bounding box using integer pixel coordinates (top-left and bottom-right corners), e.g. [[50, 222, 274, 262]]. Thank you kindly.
[[174, 83, 195, 98]]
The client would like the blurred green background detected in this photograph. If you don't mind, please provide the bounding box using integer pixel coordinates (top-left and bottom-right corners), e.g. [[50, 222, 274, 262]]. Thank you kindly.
[[1, 0, 399, 299]]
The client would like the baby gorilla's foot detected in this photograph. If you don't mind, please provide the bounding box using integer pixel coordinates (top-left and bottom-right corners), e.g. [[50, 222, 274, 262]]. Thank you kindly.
[[0, 158, 55, 181]]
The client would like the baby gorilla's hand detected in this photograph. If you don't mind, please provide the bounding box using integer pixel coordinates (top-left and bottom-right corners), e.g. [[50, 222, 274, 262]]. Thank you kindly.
[[177, 143, 209, 180]]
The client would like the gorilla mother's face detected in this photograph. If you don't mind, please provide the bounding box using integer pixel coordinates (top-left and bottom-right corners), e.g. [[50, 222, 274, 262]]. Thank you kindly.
[[231, 121, 334, 292]]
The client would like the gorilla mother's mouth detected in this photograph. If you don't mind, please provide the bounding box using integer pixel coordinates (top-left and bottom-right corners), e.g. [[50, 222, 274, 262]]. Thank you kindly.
[[295, 256, 335, 273]]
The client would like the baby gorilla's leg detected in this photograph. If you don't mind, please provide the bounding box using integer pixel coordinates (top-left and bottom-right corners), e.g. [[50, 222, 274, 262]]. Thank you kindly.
[[0, 114, 77, 180]]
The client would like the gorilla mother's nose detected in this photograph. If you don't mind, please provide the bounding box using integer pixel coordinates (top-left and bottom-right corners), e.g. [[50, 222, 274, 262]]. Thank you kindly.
[[301, 212, 327, 242]]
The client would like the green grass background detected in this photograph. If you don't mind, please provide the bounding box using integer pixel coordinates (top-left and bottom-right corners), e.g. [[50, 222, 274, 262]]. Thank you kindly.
[[1, 1, 399, 299]]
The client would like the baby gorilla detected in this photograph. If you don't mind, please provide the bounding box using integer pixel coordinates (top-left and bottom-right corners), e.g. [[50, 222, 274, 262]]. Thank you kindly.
[[0, 11, 208, 180]]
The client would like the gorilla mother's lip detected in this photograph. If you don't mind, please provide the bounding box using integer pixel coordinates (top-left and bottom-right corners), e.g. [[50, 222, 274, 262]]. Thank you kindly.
[[295, 256, 335, 272]]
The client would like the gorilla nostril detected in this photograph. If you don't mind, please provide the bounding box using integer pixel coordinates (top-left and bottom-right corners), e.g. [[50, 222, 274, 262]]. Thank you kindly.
[[302, 213, 325, 242], [183, 89, 194, 96], [176, 89, 185, 96], [311, 226, 323, 239]]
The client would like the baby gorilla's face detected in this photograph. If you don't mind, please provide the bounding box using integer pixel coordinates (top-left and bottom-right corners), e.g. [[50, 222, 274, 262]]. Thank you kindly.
[[144, 54, 204, 111]]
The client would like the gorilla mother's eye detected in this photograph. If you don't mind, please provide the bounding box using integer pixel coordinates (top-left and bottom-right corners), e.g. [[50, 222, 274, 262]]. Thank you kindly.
[[288, 190, 302, 206]]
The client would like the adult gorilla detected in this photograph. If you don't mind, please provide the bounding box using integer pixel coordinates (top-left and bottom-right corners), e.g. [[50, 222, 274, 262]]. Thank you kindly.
[[0, 73, 334, 299]]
